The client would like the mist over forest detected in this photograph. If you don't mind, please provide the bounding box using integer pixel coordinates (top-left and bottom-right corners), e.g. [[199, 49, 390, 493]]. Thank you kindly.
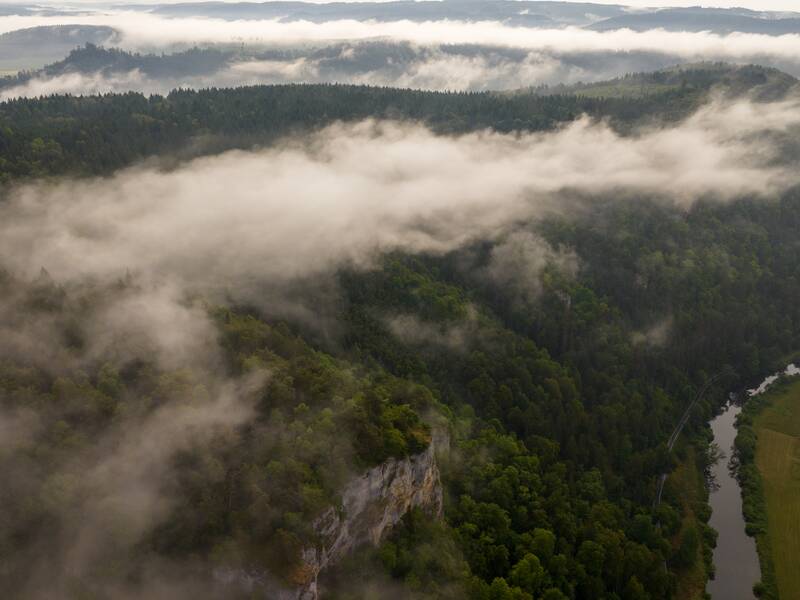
[[1, 2, 800, 600], [8, 1, 800, 95]]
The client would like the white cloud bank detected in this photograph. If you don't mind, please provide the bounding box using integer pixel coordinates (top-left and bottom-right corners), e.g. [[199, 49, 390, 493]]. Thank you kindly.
[[7, 10, 800, 96], [7, 12, 800, 59], [1, 99, 798, 291], [0, 50, 596, 98]]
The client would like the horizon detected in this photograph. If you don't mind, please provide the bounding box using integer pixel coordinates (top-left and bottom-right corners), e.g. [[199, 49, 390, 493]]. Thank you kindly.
[[2, 0, 800, 12]]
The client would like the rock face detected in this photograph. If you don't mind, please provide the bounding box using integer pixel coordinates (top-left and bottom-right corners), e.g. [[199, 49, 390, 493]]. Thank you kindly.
[[215, 433, 446, 599]]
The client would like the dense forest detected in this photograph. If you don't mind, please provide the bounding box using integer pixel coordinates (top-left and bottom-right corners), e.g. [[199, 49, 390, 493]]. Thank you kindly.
[[1, 63, 799, 599], [1, 56, 794, 182]]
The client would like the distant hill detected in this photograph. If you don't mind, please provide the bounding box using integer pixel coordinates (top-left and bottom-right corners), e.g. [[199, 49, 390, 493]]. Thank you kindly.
[[149, 0, 627, 26], [35, 44, 230, 80], [4, 44, 797, 103], [0, 25, 118, 74], [535, 62, 799, 102], [5, 0, 800, 38], [589, 7, 800, 35], [147, 0, 800, 34], [4, 42, 797, 103]]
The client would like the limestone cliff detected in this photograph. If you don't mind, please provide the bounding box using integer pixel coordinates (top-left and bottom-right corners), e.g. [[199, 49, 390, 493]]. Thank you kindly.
[[215, 432, 446, 599]]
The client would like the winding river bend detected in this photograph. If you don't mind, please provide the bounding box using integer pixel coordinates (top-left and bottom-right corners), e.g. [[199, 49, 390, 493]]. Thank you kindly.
[[705, 402, 759, 599], [705, 365, 798, 598]]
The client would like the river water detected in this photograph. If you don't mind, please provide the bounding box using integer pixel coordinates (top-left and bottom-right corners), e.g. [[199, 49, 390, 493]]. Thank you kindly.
[[705, 364, 798, 598], [705, 402, 760, 599]]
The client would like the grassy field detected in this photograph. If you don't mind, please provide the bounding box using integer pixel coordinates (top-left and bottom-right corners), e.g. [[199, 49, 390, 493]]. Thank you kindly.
[[754, 381, 800, 599]]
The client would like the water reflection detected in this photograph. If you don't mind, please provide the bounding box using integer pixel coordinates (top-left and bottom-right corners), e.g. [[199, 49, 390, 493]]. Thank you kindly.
[[706, 403, 760, 599]]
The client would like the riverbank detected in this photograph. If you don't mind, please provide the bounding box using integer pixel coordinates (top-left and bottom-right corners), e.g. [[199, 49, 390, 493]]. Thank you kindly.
[[668, 444, 715, 600], [707, 403, 761, 599], [735, 372, 800, 600]]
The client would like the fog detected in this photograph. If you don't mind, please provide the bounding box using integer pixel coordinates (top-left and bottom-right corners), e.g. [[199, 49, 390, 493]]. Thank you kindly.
[[0, 97, 797, 361], [0, 46, 682, 98], [8, 10, 800, 95], [486, 231, 579, 307], [0, 49, 660, 98], [3, 92, 800, 598], [10, 0, 800, 98], [0, 264, 268, 598], [387, 306, 481, 352], [0, 105, 792, 288], [3, 100, 799, 286], [9, 13, 800, 60]]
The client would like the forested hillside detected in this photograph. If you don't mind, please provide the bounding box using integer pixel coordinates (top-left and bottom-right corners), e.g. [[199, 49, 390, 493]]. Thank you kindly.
[[0, 83, 687, 180], [1, 60, 792, 181], [1, 66, 799, 599]]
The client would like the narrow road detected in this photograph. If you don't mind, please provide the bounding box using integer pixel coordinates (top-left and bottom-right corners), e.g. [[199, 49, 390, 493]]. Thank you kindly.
[[654, 373, 725, 508]]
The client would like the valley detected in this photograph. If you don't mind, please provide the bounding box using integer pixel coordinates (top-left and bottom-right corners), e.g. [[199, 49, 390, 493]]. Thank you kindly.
[[2, 2, 800, 598]]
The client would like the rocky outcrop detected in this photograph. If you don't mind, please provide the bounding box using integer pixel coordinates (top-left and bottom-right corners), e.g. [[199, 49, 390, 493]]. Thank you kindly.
[[305, 433, 445, 590], [215, 432, 446, 599]]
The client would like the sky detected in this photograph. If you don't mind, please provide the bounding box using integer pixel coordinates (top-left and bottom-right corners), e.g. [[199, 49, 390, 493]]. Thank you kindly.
[[3, 0, 800, 10], [584, 0, 800, 10]]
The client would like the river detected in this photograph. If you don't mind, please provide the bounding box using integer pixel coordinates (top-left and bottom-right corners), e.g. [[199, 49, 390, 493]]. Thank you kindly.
[[705, 402, 760, 599], [705, 364, 799, 599]]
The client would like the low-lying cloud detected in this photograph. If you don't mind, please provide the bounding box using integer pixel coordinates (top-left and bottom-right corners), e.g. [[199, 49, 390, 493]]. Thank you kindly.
[[10, 11, 800, 95], [1, 69, 151, 100], [0, 43, 682, 99], [485, 231, 580, 307], [10, 370, 263, 600], [10, 12, 800, 62], [2, 100, 798, 292], [387, 306, 480, 352], [0, 51, 575, 98]]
